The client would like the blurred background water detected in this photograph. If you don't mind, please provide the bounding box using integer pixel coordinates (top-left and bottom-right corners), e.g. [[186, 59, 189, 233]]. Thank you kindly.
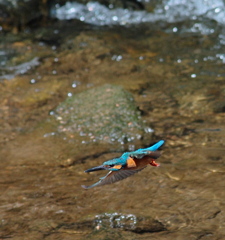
[[1, 0, 225, 239]]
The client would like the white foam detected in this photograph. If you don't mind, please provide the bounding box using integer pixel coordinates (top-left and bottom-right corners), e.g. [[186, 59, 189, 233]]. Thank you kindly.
[[51, 0, 225, 26]]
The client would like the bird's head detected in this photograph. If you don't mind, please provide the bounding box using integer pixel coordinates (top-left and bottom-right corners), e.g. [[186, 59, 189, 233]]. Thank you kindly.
[[84, 158, 124, 172]]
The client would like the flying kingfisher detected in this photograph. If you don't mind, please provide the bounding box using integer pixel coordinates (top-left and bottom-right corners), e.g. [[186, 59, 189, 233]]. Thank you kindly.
[[82, 140, 164, 189]]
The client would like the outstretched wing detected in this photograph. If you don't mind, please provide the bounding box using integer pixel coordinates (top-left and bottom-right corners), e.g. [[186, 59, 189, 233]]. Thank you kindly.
[[129, 140, 164, 159], [82, 167, 146, 189]]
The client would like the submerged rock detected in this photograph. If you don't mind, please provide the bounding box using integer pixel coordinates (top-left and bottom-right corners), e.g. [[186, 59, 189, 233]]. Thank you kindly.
[[39, 213, 166, 239], [53, 84, 152, 145], [94, 212, 166, 233]]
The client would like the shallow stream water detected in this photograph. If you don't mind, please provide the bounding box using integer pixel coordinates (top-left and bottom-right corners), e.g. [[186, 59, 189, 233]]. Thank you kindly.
[[1, 1, 225, 239]]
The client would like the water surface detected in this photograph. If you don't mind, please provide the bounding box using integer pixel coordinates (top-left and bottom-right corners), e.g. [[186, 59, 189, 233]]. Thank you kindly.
[[1, 1, 225, 239]]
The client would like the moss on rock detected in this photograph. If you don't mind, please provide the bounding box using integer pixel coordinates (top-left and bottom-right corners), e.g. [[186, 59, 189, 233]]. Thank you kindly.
[[54, 84, 152, 145]]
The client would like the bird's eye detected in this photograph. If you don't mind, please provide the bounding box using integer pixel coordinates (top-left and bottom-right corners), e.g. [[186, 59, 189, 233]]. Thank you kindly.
[[109, 164, 114, 167]]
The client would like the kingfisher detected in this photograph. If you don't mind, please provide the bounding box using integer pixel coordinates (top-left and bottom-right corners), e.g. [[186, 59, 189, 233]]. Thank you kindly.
[[82, 140, 164, 189]]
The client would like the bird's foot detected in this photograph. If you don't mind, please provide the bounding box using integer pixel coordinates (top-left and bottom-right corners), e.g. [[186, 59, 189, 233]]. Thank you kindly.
[[150, 160, 160, 167]]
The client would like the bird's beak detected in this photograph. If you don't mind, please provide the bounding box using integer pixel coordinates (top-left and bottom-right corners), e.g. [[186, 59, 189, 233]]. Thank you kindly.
[[84, 165, 107, 173]]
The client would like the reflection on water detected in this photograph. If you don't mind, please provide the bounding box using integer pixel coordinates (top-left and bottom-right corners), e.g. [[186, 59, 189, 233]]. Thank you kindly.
[[1, 1, 225, 239], [0, 57, 40, 80], [95, 212, 137, 229]]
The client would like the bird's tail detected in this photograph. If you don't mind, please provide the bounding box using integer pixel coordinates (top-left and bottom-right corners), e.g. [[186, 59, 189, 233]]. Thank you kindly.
[[147, 140, 165, 151]]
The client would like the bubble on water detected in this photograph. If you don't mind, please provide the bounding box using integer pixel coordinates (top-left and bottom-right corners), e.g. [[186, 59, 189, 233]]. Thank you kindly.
[[55, 209, 64, 214], [112, 55, 123, 61], [144, 127, 154, 133], [80, 16, 85, 21], [112, 15, 118, 21], [49, 111, 55, 116], [194, 59, 199, 63], [30, 79, 36, 84], [43, 132, 56, 137], [173, 27, 178, 32], [215, 7, 221, 13], [71, 81, 80, 88], [216, 53, 225, 63], [128, 144, 135, 151]]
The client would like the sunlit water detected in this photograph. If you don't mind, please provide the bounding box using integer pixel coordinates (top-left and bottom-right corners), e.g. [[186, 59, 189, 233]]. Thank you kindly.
[[1, 1, 225, 239], [52, 0, 225, 26]]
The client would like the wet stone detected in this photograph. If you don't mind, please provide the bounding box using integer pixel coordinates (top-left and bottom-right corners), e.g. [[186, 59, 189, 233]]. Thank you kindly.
[[54, 84, 152, 146], [94, 212, 166, 233], [129, 216, 166, 233]]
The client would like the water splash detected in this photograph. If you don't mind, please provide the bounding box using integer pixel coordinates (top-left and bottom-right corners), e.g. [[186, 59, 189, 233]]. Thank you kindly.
[[51, 0, 225, 26], [51, 1, 155, 25], [95, 212, 137, 229], [94, 212, 166, 232]]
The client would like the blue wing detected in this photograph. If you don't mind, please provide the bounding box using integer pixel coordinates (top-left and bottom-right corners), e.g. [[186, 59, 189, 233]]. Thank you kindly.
[[82, 167, 146, 189], [129, 140, 164, 159], [82, 140, 165, 189]]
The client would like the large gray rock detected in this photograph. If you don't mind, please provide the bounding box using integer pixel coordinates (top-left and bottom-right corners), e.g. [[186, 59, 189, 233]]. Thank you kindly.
[[54, 84, 152, 146]]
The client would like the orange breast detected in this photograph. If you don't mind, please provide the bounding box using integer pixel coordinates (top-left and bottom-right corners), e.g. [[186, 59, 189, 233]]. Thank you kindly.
[[126, 157, 137, 168], [125, 156, 153, 170]]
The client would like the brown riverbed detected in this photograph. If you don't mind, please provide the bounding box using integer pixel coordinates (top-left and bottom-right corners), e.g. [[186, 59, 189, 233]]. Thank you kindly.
[[0, 21, 225, 239]]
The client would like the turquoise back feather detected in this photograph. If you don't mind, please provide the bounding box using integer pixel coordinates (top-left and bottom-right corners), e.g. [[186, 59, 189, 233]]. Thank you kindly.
[[102, 140, 164, 168]]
